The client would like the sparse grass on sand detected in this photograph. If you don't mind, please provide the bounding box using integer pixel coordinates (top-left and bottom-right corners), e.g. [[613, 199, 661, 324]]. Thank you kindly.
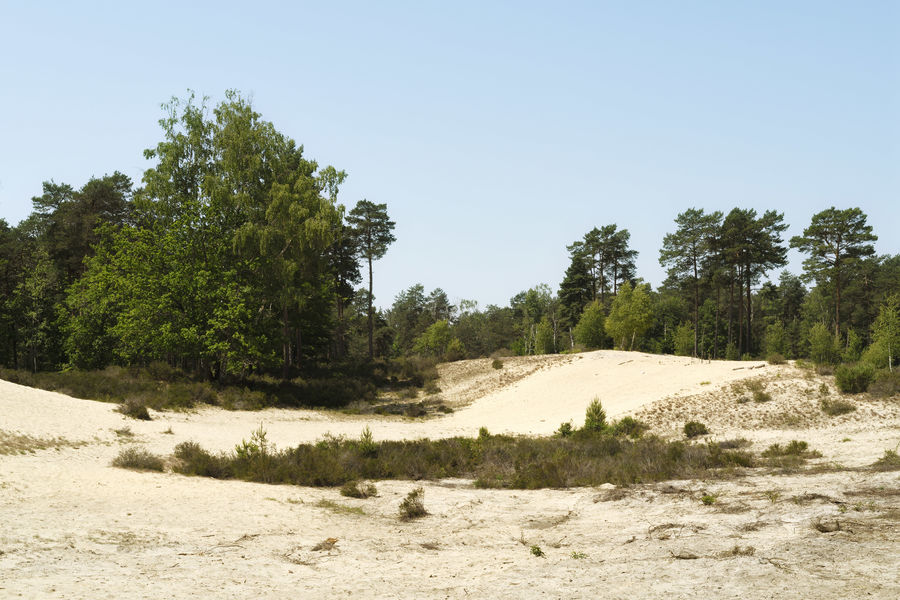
[[111, 446, 165, 471], [0, 430, 85, 455]]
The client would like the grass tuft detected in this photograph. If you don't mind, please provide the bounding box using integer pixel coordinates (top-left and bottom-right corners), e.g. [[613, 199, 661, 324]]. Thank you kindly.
[[112, 446, 165, 471]]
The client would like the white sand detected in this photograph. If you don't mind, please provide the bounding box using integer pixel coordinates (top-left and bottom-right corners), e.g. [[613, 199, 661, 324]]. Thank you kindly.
[[1, 350, 898, 598]]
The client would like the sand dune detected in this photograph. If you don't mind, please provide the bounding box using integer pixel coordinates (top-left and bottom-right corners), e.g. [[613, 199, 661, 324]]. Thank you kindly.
[[1, 351, 898, 598]]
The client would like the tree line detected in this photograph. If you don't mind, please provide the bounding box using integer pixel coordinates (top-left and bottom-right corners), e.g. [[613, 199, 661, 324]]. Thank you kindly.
[[1, 91, 897, 381]]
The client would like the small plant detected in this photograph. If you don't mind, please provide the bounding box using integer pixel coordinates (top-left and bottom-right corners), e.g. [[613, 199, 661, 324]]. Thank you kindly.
[[736, 396, 750, 404], [530, 545, 545, 557], [491, 358, 504, 370], [358, 426, 378, 457], [399, 487, 427, 520], [340, 480, 378, 499], [113, 426, 133, 437], [683, 421, 709, 439], [112, 447, 164, 471], [235, 423, 272, 460], [763, 490, 781, 503], [835, 363, 876, 394], [820, 397, 856, 416], [316, 499, 364, 515], [700, 381, 711, 386], [753, 389, 773, 403], [872, 449, 900, 471], [478, 426, 491, 440], [555, 421, 575, 437], [570, 550, 587, 559], [584, 397, 607, 432], [818, 382, 830, 396], [118, 398, 151, 420], [162, 426, 174, 434], [701, 494, 717, 505]]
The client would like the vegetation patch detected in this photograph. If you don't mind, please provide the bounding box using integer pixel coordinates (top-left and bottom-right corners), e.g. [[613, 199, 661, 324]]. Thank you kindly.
[[835, 363, 876, 394], [683, 421, 709, 439], [399, 487, 427, 520], [340, 480, 378, 499], [112, 446, 165, 471], [820, 397, 856, 416], [172, 427, 758, 490], [872, 449, 900, 471], [0, 431, 85, 455]]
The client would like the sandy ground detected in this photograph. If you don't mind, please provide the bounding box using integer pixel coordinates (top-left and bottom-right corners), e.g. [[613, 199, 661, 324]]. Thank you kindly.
[[1, 350, 898, 598]]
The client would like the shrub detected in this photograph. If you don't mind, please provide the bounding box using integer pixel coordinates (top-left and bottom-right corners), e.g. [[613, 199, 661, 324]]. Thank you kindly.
[[610, 416, 649, 439], [118, 398, 151, 420], [869, 369, 900, 398], [835, 363, 875, 394], [530, 545, 545, 557], [820, 397, 856, 416], [683, 421, 709, 439], [399, 487, 427, 520], [809, 323, 839, 365], [583, 398, 607, 432], [767, 353, 786, 365], [340, 480, 378, 498], [112, 447, 164, 471], [701, 494, 717, 505], [872, 449, 900, 471], [358, 426, 378, 457], [491, 358, 504, 370], [555, 421, 575, 437], [753, 389, 772, 403]]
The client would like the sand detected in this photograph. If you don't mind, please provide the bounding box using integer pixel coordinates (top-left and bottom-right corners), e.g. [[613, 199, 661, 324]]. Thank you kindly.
[[1, 350, 898, 598]]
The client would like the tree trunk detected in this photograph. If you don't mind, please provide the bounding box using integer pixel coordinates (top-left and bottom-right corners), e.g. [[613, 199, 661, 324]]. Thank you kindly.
[[282, 303, 290, 379]]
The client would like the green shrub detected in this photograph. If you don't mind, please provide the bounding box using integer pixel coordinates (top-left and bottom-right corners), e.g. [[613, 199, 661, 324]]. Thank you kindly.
[[584, 398, 607, 432], [118, 398, 151, 420], [767, 353, 786, 365], [683, 421, 709, 439], [555, 421, 575, 437], [112, 447, 164, 471], [399, 487, 427, 520], [820, 397, 856, 416], [835, 363, 875, 394], [491, 358, 504, 370], [701, 494, 717, 505], [869, 369, 900, 398], [340, 480, 378, 498], [610, 416, 649, 439], [530, 545, 545, 557], [358, 426, 378, 457]]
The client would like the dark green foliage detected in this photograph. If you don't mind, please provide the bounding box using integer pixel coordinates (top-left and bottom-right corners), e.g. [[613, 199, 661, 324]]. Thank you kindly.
[[835, 363, 876, 394], [112, 447, 164, 471], [573, 301, 605, 349], [683, 421, 709, 438], [610, 416, 649, 439], [491, 358, 504, 370], [767, 353, 786, 365], [398, 487, 427, 520], [555, 421, 575, 437], [171, 430, 755, 490]]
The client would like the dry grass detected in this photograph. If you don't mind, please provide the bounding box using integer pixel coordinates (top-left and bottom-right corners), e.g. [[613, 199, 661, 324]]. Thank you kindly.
[[0, 430, 84, 455]]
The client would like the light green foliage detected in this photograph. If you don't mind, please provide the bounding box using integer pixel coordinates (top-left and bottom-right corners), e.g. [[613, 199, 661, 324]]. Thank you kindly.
[[864, 294, 899, 372], [673, 322, 694, 356], [808, 323, 839, 365], [573, 300, 605, 349], [842, 328, 864, 363], [584, 397, 607, 432], [605, 282, 653, 350], [413, 320, 465, 361], [764, 321, 786, 357], [534, 317, 556, 355]]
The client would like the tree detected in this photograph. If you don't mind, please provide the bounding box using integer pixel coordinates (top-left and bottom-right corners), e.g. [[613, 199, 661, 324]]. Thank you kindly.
[[573, 300, 605, 349], [659, 208, 722, 356], [791, 207, 877, 337], [347, 200, 396, 360], [865, 294, 899, 372], [605, 281, 653, 350]]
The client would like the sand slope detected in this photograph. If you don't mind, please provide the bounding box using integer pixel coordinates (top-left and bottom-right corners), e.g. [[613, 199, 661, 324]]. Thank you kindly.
[[1, 351, 898, 599]]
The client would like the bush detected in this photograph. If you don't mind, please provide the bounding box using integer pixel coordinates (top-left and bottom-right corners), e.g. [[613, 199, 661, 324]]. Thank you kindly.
[[112, 447, 164, 471], [683, 421, 709, 439], [399, 487, 427, 520], [118, 398, 151, 420], [835, 363, 875, 394], [872, 449, 900, 471], [820, 397, 856, 416], [340, 480, 378, 498], [583, 398, 607, 432], [555, 421, 575, 437], [766, 353, 786, 365], [491, 358, 504, 370], [809, 323, 840, 365], [610, 416, 649, 439], [869, 369, 900, 398]]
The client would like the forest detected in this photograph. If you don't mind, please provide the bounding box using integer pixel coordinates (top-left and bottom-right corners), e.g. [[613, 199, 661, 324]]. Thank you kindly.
[[1, 92, 897, 406]]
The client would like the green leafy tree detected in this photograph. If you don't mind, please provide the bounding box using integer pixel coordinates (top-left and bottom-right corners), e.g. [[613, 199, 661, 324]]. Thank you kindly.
[[412, 319, 465, 360], [605, 281, 654, 350], [347, 200, 396, 360], [790, 207, 877, 337], [573, 300, 606, 349], [864, 294, 899, 371], [808, 322, 839, 365], [673, 322, 694, 356]]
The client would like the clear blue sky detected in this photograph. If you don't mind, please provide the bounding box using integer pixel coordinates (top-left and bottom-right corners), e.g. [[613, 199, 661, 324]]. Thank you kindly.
[[1, 1, 897, 309]]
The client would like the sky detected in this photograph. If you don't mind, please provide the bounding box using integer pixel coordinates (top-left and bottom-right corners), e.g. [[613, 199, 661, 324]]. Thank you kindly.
[[1, 1, 898, 310]]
